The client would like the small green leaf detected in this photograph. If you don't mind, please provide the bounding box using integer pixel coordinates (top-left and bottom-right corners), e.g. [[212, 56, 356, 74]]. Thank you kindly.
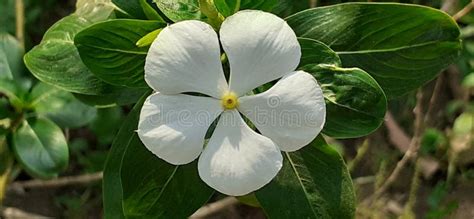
[[240, 0, 278, 11], [154, 0, 201, 21], [0, 79, 26, 110], [136, 29, 162, 47], [0, 33, 24, 80], [287, 3, 461, 98], [112, 0, 147, 19], [28, 83, 97, 128], [75, 19, 165, 87], [214, 0, 240, 17], [24, 3, 116, 95], [103, 92, 149, 219], [11, 117, 69, 179], [121, 140, 213, 218], [301, 64, 387, 138], [299, 38, 341, 67], [139, 0, 165, 21], [255, 136, 355, 219]]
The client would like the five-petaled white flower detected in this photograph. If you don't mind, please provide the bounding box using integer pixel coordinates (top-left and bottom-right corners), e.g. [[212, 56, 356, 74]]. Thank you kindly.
[[138, 10, 326, 196]]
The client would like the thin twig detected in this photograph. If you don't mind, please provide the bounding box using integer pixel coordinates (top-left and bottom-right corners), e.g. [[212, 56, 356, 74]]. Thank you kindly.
[[9, 172, 103, 190], [15, 0, 25, 48], [190, 197, 239, 218], [309, 0, 317, 8], [1, 206, 51, 219], [453, 0, 474, 21], [424, 74, 444, 126], [373, 89, 425, 200]]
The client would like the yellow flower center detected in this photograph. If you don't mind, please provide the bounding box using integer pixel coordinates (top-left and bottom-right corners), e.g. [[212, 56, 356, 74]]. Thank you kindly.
[[221, 91, 239, 110]]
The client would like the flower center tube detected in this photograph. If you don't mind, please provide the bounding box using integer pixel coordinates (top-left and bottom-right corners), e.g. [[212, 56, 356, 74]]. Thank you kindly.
[[221, 91, 239, 110]]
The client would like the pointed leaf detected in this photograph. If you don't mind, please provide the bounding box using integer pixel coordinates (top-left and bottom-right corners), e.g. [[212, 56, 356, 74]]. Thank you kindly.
[[103, 91, 149, 219], [24, 3, 116, 95], [75, 19, 166, 87], [255, 136, 355, 219], [302, 64, 387, 138], [11, 118, 69, 179], [287, 3, 461, 98]]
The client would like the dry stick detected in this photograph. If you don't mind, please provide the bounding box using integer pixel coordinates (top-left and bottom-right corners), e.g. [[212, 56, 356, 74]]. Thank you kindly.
[[372, 89, 425, 201], [10, 172, 103, 190], [15, 0, 25, 48], [190, 197, 240, 218], [453, 0, 474, 21]]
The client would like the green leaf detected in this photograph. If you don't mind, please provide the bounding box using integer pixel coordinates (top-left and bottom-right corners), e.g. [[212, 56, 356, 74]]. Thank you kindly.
[[11, 117, 69, 179], [103, 92, 148, 219], [154, 0, 201, 21], [287, 3, 461, 98], [215, 0, 278, 17], [28, 83, 97, 128], [255, 136, 355, 219], [240, 0, 278, 11], [75, 19, 165, 87], [299, 38, 341, 67], [73, 87, 150, 107], [301, 64, 387, 138], [139, 0, 165, 21], [214, 0, 240, 17], [121, 141, 213, 218], [112, 0, 147, 19], [272, 0, 310, 17], [24, 2, 116, 95], [0, 78, 26, 110], [0, 33, 24, 80]]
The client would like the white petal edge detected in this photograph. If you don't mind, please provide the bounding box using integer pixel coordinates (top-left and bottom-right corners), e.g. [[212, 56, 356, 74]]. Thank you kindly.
[[198, 110, 283, 196], [220, 10, 301, 96], [145, 20, 228, 98], [239, 71, 326, 151], [138, 92, 223, 165]]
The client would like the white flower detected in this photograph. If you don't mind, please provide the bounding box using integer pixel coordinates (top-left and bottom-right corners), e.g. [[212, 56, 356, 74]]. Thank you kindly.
[[138, 10, 326, 196]]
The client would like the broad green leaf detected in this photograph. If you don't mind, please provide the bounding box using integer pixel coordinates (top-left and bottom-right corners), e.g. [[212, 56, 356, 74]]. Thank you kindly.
[[24, 2, 116, 95], [73, 87, 149, 107], [154, 0, 201, 21], [121, 137, 213, 218], [28, 83, 97, 128], [255, 136, 355, 219], [11, 117, 69, 179], [0, 33, 23, 80], [139, 0, 165, 21], [272, 0, 310, 17], [299, 38, 341, 67], [301, 64, 387, 138], [112, 0, 147, 19], [240, 0, 278, 11], [75, 19, 166, 87], [103, 92, 148, 219], [287, 3, 461, 98], [214, 0, 239, 17]]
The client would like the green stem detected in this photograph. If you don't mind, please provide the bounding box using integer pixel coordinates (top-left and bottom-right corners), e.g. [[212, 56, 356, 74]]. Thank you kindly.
[[15, 0, 25, 48], [199, 0, 224, 29]]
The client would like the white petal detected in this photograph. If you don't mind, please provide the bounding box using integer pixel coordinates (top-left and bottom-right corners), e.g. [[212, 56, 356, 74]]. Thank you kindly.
[[138, 93, 223, 165], [220, 10, 301, 96], [198, 110, 282, 196], [239, 71, 326, 151], [145, 20, 228, 98]]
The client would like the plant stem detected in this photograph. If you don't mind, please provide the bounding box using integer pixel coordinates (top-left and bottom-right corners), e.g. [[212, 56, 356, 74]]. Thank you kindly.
[[15, 0, 25, 48], [372, 89, 425, 201]]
